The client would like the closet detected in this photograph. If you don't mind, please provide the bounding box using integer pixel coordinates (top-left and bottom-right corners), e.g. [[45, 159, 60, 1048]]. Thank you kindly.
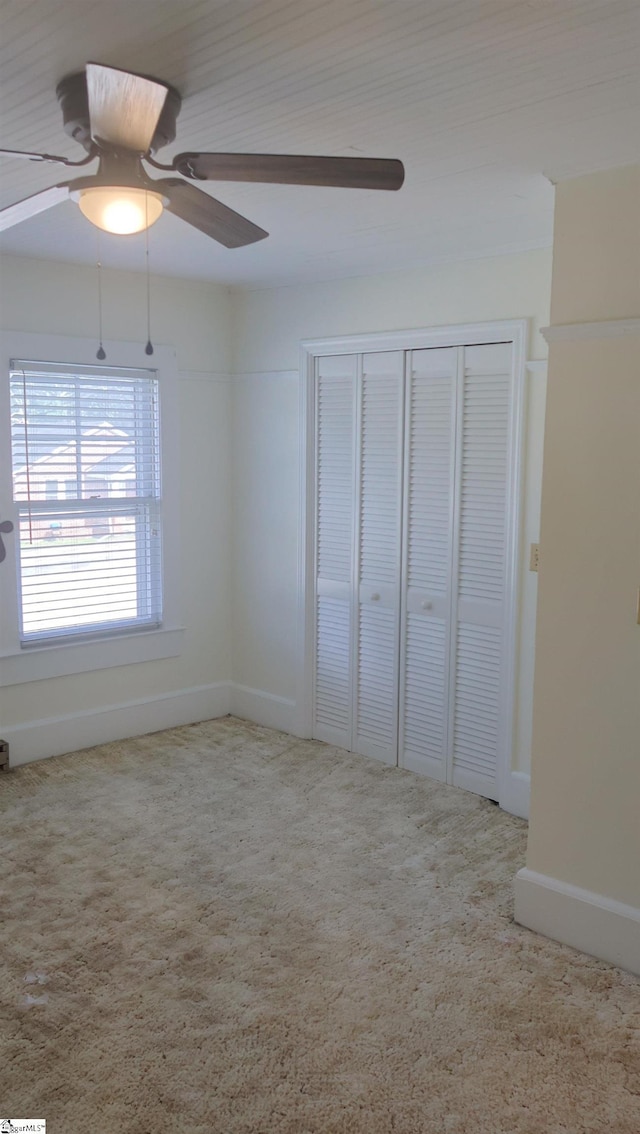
[[311, 335, 520, 802]]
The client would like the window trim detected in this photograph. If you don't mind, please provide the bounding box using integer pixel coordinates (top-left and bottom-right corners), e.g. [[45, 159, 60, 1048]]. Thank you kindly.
[[0, 331, 183, 687]]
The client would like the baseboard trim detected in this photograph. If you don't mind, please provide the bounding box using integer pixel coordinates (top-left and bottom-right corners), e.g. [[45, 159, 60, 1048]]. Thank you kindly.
[[3, 682, 231, 767], [500, 770, 530, 819], [514, 867, 640, 977], [229, 683, 296, 734]]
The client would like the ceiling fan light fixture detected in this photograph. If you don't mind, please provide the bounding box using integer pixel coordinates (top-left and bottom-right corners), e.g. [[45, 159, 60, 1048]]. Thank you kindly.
[[77, 185, 164, 234]]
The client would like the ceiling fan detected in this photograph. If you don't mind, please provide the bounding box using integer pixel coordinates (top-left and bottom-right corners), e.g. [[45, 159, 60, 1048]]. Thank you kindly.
[[0, 63, 405, 248]]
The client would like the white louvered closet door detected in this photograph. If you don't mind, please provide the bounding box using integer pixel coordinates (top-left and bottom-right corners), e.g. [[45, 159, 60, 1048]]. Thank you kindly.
[[313, 354, 357, 749], [449, 342, 513, 799], [353, 351, 404, 763], [311, 336, 519, 804], [399, 348, 457, 781]]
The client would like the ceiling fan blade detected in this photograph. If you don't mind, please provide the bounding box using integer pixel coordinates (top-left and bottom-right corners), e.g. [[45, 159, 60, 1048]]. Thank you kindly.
[[86, 62, 168, 152], [0, 147, 72, 165], [0, 182, 70, 232], [171, 152, 405, 191], [157, 178, 268, 248]]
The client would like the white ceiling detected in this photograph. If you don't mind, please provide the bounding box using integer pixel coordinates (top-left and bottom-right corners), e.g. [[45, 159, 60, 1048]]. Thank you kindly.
[[0, 0, 638, 288]]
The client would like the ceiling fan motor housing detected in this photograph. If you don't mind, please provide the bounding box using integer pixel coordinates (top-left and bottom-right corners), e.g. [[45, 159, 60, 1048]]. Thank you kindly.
[[56, 71, 182, 155]]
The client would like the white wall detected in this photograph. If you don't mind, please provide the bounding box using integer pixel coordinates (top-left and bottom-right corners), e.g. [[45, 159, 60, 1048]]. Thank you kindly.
[[231, 250, 551, 374], [0, 247, 552, 794], [0, 254, 233, 761], [230, 248, 552, 792], [230, 372, 300, 729], [516, 167, 640, 974]]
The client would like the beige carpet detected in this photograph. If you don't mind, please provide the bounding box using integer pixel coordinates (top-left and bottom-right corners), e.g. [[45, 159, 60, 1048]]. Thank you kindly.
[[1, 717, 638, 1133]]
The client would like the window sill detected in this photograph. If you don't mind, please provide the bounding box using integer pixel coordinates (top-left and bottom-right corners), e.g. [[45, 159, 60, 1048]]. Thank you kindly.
[[0, 626, 185, 687]]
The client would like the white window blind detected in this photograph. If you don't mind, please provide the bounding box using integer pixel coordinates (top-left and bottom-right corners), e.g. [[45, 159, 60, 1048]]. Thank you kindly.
[[10, 359, 162, 646]]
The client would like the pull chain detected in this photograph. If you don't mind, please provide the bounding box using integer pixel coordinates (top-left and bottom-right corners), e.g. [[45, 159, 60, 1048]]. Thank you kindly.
[[145, 192, 154, 356], [95, 200, 155, 358], [96, 231, 106, 360]]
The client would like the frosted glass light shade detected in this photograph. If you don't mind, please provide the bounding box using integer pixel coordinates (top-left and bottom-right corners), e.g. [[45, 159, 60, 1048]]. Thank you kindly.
[[78, 186, 164, 234]]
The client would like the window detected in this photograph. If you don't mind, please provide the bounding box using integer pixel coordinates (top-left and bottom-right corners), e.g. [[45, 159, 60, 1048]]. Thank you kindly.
[[0, 331, 181, 686], [10, 360, 162, 646]]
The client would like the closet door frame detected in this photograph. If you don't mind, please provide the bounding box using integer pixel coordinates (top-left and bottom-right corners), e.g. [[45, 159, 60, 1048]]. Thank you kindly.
[[298, 319, 527, 804]]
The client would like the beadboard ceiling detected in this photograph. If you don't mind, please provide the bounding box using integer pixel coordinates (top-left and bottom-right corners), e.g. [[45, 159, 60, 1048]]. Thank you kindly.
[[0, 0, 638, 287]]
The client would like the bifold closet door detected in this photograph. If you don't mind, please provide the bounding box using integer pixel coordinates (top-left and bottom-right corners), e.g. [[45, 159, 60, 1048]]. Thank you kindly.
[[312, 339, 516, 802], [399, 342, 514, 798], [353, 351, 404, 764], [312, 350, 404, 761], [313, 353, 356, 749], [449, 342, 513, 799], [398, 347, 457, 780]]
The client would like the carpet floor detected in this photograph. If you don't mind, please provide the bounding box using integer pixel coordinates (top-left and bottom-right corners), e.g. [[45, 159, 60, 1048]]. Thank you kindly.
[[1, 716, 639, 1133]]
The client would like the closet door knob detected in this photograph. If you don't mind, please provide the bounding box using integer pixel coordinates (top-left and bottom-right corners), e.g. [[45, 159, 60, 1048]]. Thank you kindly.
[[371, 592, 380, 602], [421, 600, 433, 611]]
